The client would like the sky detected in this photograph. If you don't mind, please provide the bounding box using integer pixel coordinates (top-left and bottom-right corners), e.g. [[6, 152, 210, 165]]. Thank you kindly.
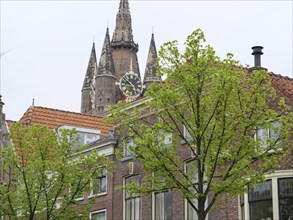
[[1, 0, 292, 121]]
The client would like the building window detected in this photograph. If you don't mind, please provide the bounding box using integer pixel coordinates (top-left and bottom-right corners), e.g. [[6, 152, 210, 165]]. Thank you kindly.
[[57, 125, 101, 149], [185, 159, 208, 220], [125, 175, 140, 220], [184, 125, 192, 141], [124, 138, 135, 158], [239, 195, 245, 220], [92, 167, 107, 195], [155, 191, 173, 220], [278, 178, 293, 220], [248, 180, 273, 220], [239, 170, 293, 220], [79, 132, 100, 145], [90, 210, 106, 220], [256, 121, 280, 148], [157, 130, 172, 146], [70, 182, 84, 200]]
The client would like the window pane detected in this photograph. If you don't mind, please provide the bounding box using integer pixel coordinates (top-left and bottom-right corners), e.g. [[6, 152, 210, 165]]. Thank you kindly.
[[249, 181, 272, 220], [187, 200, 197, 220], [250, 200, 273, 220], [125, 176, 140, 220], [155, 192, 164, 220], [270, 121, 281, 140], [240, 205, 245, 220], [155, 191, 173, 220], [279, 178, 293, 220], [279, 178, 293, 197], [125, 175, 140, 199], [79, 132, 85, 145], [186, 160, 198, 184], [279, 198, 293, 220], [125, 138, 135, 157], [93, 167, 107, 194], [85, 133, 99, 144], [164, 191, 173, 220], [91, 211, 106, 220], [249, 181, 272, 201]]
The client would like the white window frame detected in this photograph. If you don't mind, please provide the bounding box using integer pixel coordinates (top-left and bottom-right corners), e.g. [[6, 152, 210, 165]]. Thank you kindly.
[[152, 172, 173, 220], [153, 190, 173, 220], [238, 169, 293, 220], [123, 175, 141, 220], [89, 209, 106, 220], [124, 138, 135, 158], [255, 121, 281, 150], [184, 159, 208, 220], [57, 125, 101, 145]]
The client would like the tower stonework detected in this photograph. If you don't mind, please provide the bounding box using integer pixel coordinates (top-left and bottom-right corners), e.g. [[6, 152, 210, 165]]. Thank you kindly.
[[111, 0, 140, 81], [143, 33, 161, 89], [81, 0, 158, 116], [81, 43, 97, 114], [95, 28, 117, 116]]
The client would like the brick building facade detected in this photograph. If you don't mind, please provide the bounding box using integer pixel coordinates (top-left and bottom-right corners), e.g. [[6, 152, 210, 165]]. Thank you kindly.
[[1, 0, 292, 219]]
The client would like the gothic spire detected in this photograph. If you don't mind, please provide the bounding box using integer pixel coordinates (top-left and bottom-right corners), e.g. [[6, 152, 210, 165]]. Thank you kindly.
[[143, 33, 161, 88], [82, 43, 97, 89], [81, 43, 97, 114], [112, 0, 138, 52], [97, 28, 115, 76]]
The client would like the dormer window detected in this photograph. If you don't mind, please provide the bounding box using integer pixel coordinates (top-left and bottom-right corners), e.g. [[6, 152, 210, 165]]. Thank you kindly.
[[57, 125, 101, 148]]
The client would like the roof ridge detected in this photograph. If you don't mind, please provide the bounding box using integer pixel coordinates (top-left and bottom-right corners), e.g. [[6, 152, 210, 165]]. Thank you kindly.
[[31, 106, 104, 118], [269, 72, 293, 81]]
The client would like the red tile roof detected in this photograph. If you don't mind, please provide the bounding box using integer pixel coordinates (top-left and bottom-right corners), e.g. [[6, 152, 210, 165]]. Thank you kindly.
[[269, 72, 293, 103], [19, 106, 113, 137]]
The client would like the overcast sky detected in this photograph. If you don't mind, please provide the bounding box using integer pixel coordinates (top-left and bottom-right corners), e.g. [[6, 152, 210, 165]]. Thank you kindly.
[[1, 0, 292, 121]]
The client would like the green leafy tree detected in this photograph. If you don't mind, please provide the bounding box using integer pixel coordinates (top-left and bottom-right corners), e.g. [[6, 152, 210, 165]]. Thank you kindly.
[[108, 29, 292, 220], [0, 122, 109, 220]]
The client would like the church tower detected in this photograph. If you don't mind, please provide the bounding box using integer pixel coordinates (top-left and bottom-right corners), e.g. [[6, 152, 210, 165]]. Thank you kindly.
[[81, 0, 159, 116], [81, 43, 97, 114], [95, 28, 117, 116], [111, 0, 140, 81], [143, 33, 161, 89]]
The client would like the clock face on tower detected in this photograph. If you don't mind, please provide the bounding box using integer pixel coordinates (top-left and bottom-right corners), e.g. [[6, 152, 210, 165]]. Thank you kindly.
[[119, 73, 143, 98]]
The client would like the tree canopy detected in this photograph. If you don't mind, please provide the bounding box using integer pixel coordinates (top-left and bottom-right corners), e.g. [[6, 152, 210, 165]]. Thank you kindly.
[[0, 122, 109, 220], [108, 29, 292, 220]]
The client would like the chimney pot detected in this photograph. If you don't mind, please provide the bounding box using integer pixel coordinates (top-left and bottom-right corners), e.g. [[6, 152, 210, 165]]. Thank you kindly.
[[251, 46, 263, 67]]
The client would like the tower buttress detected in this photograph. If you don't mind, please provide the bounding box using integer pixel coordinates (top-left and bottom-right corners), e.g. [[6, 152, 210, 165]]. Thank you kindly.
[[111, 0, 140, 82], [95, 28, 117, 116], [143, 33, 161, 90], [81, 43, 97, 114]]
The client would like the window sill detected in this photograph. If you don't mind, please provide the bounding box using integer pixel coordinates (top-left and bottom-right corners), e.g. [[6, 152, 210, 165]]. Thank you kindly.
[[74, 197, 84, 201], [121, 156, 134, 162], [88, 192, 107, 199]]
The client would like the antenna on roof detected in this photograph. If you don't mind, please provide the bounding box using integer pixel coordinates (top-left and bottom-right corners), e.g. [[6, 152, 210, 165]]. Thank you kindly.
[[32, 98, 35, 106]]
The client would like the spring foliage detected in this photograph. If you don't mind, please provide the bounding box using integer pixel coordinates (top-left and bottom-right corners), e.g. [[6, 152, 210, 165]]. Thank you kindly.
[[108, 29, 292, 220], [0, 122, 109, 220]]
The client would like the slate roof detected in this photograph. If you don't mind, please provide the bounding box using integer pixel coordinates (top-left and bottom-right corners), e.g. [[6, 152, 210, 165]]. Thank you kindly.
[[19, 106, 113, 137], [269, 72, 293, 102]]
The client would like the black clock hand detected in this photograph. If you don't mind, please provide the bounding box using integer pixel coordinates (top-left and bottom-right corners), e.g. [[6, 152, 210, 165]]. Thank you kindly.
[[124, 78, 135, 90]]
